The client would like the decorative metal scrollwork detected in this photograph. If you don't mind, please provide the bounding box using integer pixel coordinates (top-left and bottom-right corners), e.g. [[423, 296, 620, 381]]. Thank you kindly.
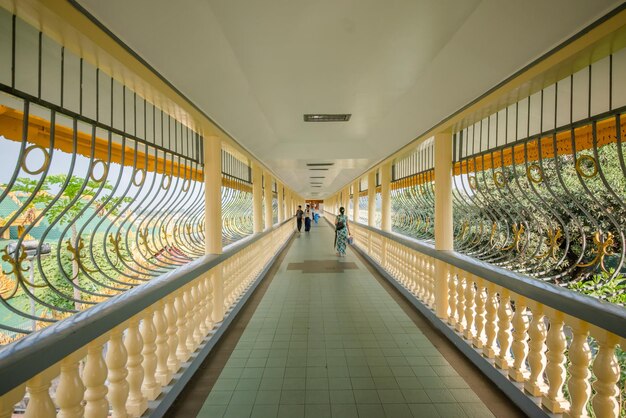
[[21, 144, 51, 175]]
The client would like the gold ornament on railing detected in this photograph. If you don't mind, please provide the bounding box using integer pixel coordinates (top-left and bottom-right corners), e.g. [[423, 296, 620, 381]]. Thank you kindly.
[[457, 220, 469, 240], [66, 238, 99, 274], [108, 232, 130, 263], [501, 223, 525, 252], [138, 228, 152, 254], [574, 154, 598, 178], [576, 231, 615, 273], [1, 245, 28, 297], [489, 222, 498, 246], [535, 227, 562, 260]]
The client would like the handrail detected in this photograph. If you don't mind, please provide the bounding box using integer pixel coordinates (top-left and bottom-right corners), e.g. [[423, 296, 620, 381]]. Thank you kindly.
[[0, 216, 295, 396], [328, 212, 626, 338]]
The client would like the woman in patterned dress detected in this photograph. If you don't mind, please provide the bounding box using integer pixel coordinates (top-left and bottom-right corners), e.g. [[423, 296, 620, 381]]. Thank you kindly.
[[335, 207, 351, 257]]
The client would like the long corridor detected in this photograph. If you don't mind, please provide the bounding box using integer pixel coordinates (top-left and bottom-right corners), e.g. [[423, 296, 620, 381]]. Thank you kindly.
[[178, 219, 510, 418]]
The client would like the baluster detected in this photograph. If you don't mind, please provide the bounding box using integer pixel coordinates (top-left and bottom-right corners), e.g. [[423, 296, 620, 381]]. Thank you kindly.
[[591, 331, 621, 418], [463, 274, 476, 340], [473, 279, 486, 349], [0, 385, 25, 418], [154, 301, 171, 387], [447, 270, 457, 326], [542, 311, 569, 413], [125, 318, 147, 417], [205, 273, 214, 333], [525, 303, 548, 396], [483, 284, 498, 359], [509, 295, 529, 382], [165, 296, 180, 373], [106, 326, 129, 418], [141, 308, 160, 400], [174, 291, 189, 362], [495, 290, 513, 370], [455, 271, 465, 332], [566, 320, 591, 418], [428, 259, 436, 307], [197, 278, 209, 338], [83, 340, 109, 418], [191, 283, 203, 346], [56, 352, 85, 418], [183, 283, 197, 355], [23, 369, 57, 418]]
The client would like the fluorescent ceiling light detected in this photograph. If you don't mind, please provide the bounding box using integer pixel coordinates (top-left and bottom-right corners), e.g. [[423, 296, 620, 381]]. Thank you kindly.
[[303, 114, 351, 122]]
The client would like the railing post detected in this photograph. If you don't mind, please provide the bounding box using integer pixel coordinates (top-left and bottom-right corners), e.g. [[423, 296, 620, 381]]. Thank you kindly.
[[252, 162, 263, 233], [381, 162, 391, 232], [352, 180, 359, 222], [264, 172, 273, 230], [204, 136, 223, 255], [278, 184, 284, 222], [434, 132, 452, 319], [367, 171, 376, 227]]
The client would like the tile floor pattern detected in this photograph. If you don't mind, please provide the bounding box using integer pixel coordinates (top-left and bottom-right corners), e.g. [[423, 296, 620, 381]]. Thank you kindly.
[[197, 221, 494, 418]]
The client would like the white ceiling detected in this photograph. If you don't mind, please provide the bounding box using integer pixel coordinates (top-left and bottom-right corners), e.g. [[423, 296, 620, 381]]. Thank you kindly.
[[76, 0, 621, 198]]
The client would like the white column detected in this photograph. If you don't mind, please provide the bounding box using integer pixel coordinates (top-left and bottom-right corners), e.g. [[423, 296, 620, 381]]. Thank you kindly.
[[252, 162, 263, 233], [367, 171, 376, 227], [264, 172, 273, 230], [434, 132, 452, 319], [204, 136, 222, 255], [381, 162, 391, 232]]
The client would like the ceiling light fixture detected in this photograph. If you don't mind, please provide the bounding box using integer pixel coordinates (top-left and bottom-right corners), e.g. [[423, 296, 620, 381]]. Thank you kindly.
[[309, 168, 329, 171], [309, 176, 325, 179], [306, 163, 334, 167], [304, 114, 351, 122]]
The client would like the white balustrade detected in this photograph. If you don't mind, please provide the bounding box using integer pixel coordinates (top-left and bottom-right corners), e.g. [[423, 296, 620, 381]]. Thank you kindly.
[[0, 216, 294, 418]]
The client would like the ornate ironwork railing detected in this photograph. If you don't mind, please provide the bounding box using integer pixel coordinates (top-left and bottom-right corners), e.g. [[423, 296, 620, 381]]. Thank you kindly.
[[358, 194, 368, 224], [221, 150, 253, 246], [391, 139, 435, 241], [452, 54, 626, 292], [0, 11, 206, 342], [385, 51, 626, 298]]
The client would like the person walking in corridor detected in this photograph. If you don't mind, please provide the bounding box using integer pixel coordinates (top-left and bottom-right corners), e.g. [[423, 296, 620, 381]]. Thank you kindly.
[[296, 205, 304, 232], [304, 204, 312, 232], [335, 206, 350, 256]]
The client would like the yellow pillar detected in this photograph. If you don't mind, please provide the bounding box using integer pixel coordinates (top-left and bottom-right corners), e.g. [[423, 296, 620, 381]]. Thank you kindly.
[[381, 162, 391, 232], [352, 180, 359, 223], [204, 136, 222, 255], [264, 172, 273, 230], [252, 162, 263, 233], [367, 171, 376, 227], [278, 183, 285, 222], [434, 133, 453, 319]]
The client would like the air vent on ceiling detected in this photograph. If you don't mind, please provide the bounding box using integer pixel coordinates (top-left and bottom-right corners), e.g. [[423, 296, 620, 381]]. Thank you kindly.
[[304, 114, 351, 122], [311, 185, 322, 188], [309, 176, 325, 179], [310, 182, 323, 185], [309, 168, 329, 171], [306, 163, 334, 167]]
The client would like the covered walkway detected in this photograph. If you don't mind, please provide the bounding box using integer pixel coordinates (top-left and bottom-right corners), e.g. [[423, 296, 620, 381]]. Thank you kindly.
[[169, 219, 521, 418]]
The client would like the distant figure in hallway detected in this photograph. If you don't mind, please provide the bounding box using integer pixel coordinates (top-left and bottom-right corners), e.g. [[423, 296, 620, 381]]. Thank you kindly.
[[304, 204, 312, 232], [335, 206, 350, 256], [296, 205, 304, 232]]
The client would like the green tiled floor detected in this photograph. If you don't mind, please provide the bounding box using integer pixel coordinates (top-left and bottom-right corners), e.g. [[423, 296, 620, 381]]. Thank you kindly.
[[197, 221, 494, 418]]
